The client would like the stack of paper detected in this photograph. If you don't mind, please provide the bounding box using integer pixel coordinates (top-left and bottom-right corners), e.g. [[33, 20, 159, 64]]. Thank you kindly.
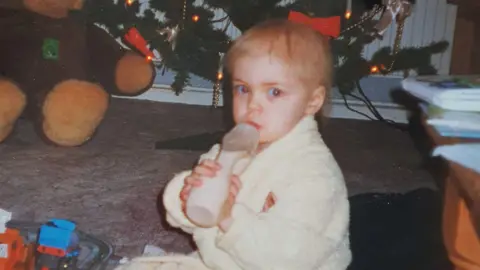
[[402, 75, 480, 112], [403, 75, 480, 173], [402, 75, 480, 139], [419, 103, 480, 139]]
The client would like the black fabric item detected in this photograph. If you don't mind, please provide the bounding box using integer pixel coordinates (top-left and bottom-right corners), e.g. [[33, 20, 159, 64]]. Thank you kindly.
[[348, 188, 452, 270], [155, 131, 225, 151]]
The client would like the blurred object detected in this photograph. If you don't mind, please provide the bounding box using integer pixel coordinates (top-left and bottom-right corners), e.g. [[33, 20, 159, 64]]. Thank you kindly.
[[373, 0, 413, 37], [348, 188, 451, 270]]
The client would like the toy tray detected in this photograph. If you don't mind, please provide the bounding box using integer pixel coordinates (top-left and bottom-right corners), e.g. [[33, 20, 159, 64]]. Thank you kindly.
[[6, 220, 115, 270]]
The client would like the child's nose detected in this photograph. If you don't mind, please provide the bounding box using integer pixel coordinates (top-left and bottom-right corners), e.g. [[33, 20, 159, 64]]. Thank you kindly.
[[247, 95, 262, 112]]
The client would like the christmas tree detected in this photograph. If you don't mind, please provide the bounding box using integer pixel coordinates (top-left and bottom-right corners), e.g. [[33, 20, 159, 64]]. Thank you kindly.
[[85, 0, 448, 106], [85, 0, 448, 150]]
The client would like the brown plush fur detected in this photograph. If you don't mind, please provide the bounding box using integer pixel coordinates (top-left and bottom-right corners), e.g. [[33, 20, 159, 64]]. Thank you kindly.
[[116, 52, 155, 95], [0, 79, 26, 141], [23, 0, 83, 18], [0, 0, 155, 147], [42, 80, 109, 146]]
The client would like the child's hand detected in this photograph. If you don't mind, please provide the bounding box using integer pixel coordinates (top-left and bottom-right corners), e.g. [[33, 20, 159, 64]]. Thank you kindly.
[[218, 175, 242, 232], [180, 159, 222, 209]]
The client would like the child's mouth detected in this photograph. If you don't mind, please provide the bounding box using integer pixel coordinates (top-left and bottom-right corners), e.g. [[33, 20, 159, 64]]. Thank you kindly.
[[245, 121, 261, 130]]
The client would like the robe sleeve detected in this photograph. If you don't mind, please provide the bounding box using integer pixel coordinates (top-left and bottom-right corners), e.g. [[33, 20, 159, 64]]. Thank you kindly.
[[215, 157, 349, 269], [163, 144, 221, 234]]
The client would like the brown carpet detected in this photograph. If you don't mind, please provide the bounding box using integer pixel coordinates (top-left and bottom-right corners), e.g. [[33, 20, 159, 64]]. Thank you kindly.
[[0, 98, 436, 258]]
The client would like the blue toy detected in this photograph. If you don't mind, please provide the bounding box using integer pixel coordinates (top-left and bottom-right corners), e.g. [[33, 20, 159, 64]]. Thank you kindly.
[[36, 219, 80, 270]]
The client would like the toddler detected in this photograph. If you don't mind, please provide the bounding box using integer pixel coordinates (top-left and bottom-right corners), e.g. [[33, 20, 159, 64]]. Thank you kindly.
[[117, 19, 351, 270]]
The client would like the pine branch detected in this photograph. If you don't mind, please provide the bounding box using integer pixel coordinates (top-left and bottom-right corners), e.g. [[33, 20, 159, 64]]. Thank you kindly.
[[172, 70, 190, 95]]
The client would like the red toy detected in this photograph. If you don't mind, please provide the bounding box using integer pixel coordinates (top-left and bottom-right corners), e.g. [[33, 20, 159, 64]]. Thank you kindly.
[[0, 228, 35, 270]]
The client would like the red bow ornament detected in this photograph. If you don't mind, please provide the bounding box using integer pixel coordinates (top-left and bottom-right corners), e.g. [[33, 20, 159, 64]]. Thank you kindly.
[[288, 11, 341, 38], [124, 27, 155, 60]]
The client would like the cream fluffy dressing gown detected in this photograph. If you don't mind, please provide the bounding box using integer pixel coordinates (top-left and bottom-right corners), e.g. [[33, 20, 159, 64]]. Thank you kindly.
[[116, 116, 352, 270]]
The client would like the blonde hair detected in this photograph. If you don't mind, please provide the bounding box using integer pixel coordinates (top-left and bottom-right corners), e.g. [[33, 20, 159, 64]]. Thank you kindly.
[[224, 19, 333, 126], [225, 19, 333, 92]]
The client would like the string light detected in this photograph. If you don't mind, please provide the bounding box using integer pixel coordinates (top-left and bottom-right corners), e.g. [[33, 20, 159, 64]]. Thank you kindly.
[[370, 65, 379, 73], [345, 0, 352, 19], [192, 15, 200, 22], [345, 11, 351, 19], [212, 82, 221, 108], [212, 52, 225, 108], [126, 0, 134, 6], [339, 5, 382, 35]]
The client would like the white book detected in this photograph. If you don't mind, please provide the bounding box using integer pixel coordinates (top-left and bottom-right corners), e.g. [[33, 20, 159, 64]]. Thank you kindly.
[[420, 104, 480, 131], [401, 75, 480, 112]]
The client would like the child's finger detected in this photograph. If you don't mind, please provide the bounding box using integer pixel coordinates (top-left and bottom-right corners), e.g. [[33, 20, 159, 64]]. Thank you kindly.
[[231, 175, 242, 189], [185, 175, 203, 187], [226, 192, 236, 206], [230, 184, 238, 196], [200, 159, 222, 170], [229, 176, 242, 195], [180, 189, 188, 201], [198, 160, 221, 173], [193, 165, 217, 177], [180, 184, 191, 199]]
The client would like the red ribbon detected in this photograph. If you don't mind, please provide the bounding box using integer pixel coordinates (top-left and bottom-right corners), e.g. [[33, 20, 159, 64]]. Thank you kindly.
[[124, 27, 155, 59], [288, 11, 341, 38]]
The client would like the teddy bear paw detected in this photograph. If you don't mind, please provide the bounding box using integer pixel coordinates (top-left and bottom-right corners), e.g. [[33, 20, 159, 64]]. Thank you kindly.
[[0, 79, 26, 143], [115, 52, 155, 95], [42, 79, 109, 147]]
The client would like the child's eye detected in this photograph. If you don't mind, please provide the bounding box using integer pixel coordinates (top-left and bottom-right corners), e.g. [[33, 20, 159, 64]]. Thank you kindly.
[[268, 88, 282, 97], [234, 85, 248, 94]]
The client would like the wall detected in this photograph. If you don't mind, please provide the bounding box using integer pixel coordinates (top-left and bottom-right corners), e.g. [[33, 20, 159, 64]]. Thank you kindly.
[[364, 0, 457, 76]]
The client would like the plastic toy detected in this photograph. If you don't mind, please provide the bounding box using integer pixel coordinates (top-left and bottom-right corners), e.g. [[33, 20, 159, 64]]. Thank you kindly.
[[0, 228, 36, 270], [1, 208, 114, 270], [36, 219, 80, 270]]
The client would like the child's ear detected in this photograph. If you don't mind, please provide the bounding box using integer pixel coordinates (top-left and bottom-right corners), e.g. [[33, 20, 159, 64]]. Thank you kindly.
[[305, 86, 326, 115]]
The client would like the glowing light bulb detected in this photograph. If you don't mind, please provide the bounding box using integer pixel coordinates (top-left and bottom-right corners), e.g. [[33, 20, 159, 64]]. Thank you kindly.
[[345, 11, 351, 19]]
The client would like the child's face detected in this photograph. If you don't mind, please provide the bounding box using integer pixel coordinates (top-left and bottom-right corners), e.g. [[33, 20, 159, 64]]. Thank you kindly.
[[231, 54, 324, 145]]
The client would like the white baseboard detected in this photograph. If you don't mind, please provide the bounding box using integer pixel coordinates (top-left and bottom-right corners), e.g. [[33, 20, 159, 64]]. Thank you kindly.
[[115, 84, 410, 124]]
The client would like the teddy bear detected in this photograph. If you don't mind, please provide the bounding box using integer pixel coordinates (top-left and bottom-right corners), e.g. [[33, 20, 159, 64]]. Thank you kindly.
[[0, 0, 156, 147]]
